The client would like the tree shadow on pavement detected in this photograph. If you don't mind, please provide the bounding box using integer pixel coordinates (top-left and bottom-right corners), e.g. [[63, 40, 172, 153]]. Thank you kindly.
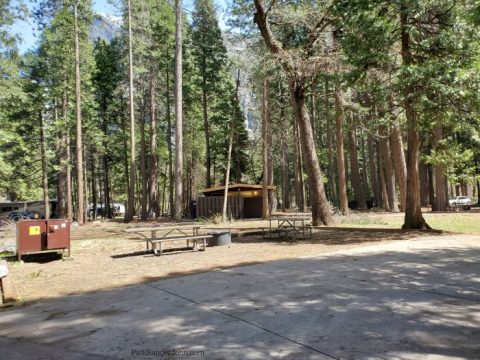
[[1, 244, 479, 360]]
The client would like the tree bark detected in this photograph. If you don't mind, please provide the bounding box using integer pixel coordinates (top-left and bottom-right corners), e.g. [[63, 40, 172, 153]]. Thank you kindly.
[[262, 78, 270, 218], [149, 76, 159, 217], [267, 97, 274, 216], [165, 48, 174, 217], [281, 140, 290, 211], [253, 0, 333, 225], [334, 85, 349, 215], [367, 132, 381, 208], [293, 122, 305, 212], [102, 118, 112, 219], [125, 0, 136, 222], [57, 94, 67, 219], [390, 122, 407, 212], [140, 93, 148, 220], [91, 157, 96, 220], [83, 145, 89, 222], [120, 97, 130, 212], [291, 86, 332, 224], [222, 70, 240, 222], [66, 128, 73, 221], [348, 115, 367, 209], [325, 79, 337, 205], [39, 111, 50, 219], [379, 125, 397, 212], [310, 77, 317, 143], [174, 0, 184, 221], [419, 158, 430, 207], [427, 164, 435, 206], [400, 4, 429, 228], [360, 128, 370, 201], [74, 1, 84, 224], [432, 125, 448, 211], [378, 142, 389, 211], [400, 3, 430, 228], [202, 74, 211, 188]]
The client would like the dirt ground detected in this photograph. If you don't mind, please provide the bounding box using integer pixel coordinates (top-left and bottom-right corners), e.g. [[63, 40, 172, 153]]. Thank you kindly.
[[3, 219, 452, 303]]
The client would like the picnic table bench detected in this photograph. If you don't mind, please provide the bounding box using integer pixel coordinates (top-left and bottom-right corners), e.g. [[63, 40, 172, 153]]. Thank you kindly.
[[262, 216, 312, 240], [125, 225, 212, 256]]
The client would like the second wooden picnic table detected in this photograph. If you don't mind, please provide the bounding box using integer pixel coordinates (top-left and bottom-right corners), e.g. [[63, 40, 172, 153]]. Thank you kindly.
[[264, 216, 312, 240], [125, 224, 210, 255]]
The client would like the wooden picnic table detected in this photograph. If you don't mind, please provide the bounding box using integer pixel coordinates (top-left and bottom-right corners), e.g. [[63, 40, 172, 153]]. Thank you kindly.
[[125, 225, 210, 255], [264, 216, 312, 240]]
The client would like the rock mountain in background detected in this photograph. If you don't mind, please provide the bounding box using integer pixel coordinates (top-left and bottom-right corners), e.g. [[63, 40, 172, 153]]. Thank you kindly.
[[90, 13, 121, 43], [91, 14, 254, 131]]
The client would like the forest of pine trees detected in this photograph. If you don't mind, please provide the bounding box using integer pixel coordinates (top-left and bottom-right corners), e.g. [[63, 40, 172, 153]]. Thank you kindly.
[[1, 0, 479, 229]]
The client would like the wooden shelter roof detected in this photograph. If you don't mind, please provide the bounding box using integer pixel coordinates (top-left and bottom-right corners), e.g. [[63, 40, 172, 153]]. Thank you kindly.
[[201, 183, 276, 195]]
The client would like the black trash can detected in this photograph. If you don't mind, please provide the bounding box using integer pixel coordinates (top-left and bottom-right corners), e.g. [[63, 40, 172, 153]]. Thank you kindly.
[[189, 200, 197, 219], [208, 230, 231, 247]]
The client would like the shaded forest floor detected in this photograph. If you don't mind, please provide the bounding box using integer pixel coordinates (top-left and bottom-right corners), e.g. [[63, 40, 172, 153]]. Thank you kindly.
[[3, 210, 479, 304]]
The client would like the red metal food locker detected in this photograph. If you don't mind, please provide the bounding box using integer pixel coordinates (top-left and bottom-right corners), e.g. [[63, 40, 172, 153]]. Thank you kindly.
[[16, 220, 70, 261]]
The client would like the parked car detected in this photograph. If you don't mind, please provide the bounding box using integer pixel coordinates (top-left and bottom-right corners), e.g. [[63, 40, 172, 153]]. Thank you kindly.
[[113, 203, 125, 217], [88, 203, 125, 218], [449, 196, 472, 206], [8, 211, 38, 221]]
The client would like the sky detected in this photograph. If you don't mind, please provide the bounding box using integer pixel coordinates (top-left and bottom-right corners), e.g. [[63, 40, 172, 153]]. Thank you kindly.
[[10, 0, 228, 53], [10, 0, 118, 53]]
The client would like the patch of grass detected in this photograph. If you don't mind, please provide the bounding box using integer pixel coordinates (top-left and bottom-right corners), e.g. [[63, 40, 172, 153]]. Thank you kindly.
[[337, 212, 480, 234], [422, 213, 480, 234], [0, 251, 14, 258], [336, 213, 391, 227]]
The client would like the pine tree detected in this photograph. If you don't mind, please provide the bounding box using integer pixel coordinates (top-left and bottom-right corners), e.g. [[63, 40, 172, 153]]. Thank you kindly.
[[191, 0, 228, 188]]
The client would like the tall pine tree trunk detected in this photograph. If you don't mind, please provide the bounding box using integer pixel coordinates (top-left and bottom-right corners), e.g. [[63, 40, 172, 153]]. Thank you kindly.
[[121, 98, 130, 209], [293, 122, 305, 212], [367, 132, 381, 208], [66, 128, 73, 221], [202, 74, 211, 188], [325, 79, 337, 204], [262, 78, 270, 218], [174, 0, 183, 221], [432, 125, 448, 211], [334, 85, 349, 215], [57, 94, 68, 219], [165, 49, 174, 217], [348, 115, 367, 209], [222, 71, 240, 223], [281, 140, 290, 211], [254, 0, 332, 225], [140, 93, 148, 220], [102, 116, 112, 218], [125, 0, 136, 222], [74, 1, 84, 224], [39, 111, 50, 219], [266, 94, 274, 215], [290, 85, 332, 224], [400, 3, 430, 229], [390, 122, 407, 212], [149, 76, 159, 217], [378, 143, 389, 210], [419, 159, 430, 207], [379, 125, 397, 211], [91, 157, 96, 219]]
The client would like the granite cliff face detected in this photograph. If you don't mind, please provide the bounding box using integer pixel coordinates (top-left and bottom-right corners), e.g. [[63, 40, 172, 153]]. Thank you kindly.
[[90, 13, 121, 43], [223, 31, 256, 131], [90, 15, 255, 131]]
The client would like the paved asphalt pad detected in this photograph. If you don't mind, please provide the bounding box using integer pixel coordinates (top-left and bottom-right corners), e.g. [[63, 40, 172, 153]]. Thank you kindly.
[[1, 236, 479, 359]]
